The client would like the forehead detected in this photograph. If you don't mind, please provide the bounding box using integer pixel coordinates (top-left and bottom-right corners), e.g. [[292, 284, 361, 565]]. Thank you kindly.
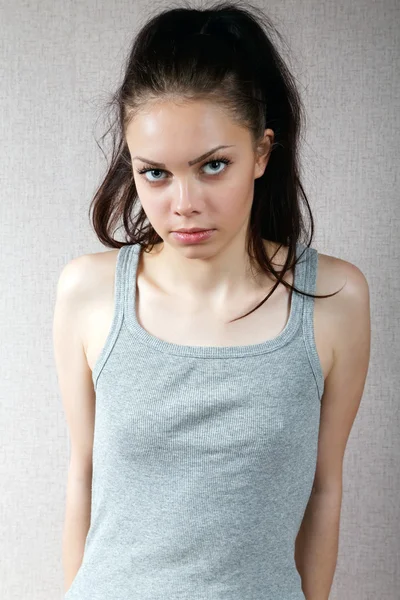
[[125, 99, 249, 151]]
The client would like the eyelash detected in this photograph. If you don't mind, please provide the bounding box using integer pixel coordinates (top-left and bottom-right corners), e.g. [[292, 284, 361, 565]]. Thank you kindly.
[[136, 155, 233, 184]]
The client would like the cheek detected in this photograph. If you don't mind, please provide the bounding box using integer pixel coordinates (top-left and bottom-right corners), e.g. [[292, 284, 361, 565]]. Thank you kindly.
[[216, 183, 253, 218], [221, 171, 254, 203], [135, 174, 253, 223], [134, 177, 159, 210], [137, 193, 170, 227]]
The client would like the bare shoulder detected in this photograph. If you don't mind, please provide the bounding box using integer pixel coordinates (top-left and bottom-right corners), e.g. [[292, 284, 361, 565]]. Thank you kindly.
[[315, 250, 370, 376], [57, 248, 119, 294], [56, 248, 120, 349], [316, 250, 369, 305], [307, 251, 370, 494]]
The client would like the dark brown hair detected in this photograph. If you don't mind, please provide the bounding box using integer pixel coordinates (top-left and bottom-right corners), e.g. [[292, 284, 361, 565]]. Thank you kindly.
[[89, 0, 343, 322]]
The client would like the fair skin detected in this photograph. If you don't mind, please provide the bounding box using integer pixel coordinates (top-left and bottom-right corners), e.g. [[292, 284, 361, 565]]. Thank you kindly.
[[126, 98, 277, 311], [79, 97, 368, 390], [55, 98, 370, 594]]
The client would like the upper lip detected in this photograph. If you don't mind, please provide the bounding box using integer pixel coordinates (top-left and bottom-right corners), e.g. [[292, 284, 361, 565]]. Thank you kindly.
[[173, 227, 212, 233]]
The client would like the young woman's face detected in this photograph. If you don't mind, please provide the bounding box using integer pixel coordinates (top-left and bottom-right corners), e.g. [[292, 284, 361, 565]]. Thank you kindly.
[[125, 99, 273, 252]]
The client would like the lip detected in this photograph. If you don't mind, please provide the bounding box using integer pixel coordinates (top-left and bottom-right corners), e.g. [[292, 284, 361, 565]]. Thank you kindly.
[[171, 229, 215, 244], [173, 228, 213, 233]]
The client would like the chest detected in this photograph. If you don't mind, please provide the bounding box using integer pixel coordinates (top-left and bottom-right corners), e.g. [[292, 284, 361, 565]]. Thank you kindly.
[[84, 255, 334, 383]]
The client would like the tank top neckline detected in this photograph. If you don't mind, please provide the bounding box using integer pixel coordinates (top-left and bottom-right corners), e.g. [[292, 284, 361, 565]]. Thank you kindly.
[[122, 241, 309, 358]]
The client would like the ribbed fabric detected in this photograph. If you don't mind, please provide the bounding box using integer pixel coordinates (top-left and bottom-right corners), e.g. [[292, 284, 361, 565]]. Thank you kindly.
[[65, 241, 324, 600]]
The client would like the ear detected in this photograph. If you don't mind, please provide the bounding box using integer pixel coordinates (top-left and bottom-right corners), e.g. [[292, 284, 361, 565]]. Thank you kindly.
[[254, 128, 274, 179]]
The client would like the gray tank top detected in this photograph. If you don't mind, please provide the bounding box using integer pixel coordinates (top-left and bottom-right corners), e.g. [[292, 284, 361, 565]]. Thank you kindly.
[[65, 240, 324, 600]]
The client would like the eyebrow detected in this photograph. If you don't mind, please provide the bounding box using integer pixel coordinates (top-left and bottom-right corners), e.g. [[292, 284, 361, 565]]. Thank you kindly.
[[132, 145, 235, 168]]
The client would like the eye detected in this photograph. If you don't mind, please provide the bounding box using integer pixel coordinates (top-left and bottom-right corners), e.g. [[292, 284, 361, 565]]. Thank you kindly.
[[136, 155, 233, 184], [202, 157, 232, 176]]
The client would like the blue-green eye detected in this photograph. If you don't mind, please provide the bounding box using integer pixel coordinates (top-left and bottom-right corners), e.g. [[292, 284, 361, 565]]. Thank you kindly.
[[202, 158, 232, 176], [137, 156, 233, 184]]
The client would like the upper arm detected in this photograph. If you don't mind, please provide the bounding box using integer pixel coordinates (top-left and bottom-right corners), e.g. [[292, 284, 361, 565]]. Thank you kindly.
[[53, 255, 96, 482], [312, 260, 371, 495]]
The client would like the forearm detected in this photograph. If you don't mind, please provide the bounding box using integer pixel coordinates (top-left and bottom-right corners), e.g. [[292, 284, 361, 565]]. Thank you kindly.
[[63, 476, 92, 593], [294, 489, 342, 600]]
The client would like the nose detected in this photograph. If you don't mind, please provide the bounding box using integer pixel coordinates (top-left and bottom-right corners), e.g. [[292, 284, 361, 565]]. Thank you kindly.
[[171, 179, 204, 215]]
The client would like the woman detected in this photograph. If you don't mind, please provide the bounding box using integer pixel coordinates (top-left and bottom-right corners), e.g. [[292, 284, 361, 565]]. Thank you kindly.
[[53, 2, 371, 599]]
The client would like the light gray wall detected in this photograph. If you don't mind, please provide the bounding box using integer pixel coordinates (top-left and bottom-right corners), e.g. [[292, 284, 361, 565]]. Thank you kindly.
[[1, 0, 399, 598]]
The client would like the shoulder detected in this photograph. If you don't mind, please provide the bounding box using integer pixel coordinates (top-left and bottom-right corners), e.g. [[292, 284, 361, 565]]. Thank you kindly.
[[56, 248, 120, 305], [309, 251, 370, 493], [315, 249, 370, 366], [315, 249, 369, 305]]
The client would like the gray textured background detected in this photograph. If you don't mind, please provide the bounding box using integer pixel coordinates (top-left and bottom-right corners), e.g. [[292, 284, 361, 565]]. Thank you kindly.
[[1, 0, 399, 598]]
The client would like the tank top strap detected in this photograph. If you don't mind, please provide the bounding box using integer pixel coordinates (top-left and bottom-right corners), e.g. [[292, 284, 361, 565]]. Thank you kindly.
[[297, 242, 324, 400], [91, 244, 134, 390], [116, 241, 316, 345], [295, 242, 319, 296], [114, 244, 133, 319]]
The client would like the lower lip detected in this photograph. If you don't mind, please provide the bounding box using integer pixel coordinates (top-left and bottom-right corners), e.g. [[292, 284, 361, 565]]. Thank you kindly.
[[171, 229, 215, 244]]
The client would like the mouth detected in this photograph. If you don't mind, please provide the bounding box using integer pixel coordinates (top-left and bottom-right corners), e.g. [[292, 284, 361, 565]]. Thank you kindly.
[[171, 229, 215, 243], [173, 228, 214, 233]]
